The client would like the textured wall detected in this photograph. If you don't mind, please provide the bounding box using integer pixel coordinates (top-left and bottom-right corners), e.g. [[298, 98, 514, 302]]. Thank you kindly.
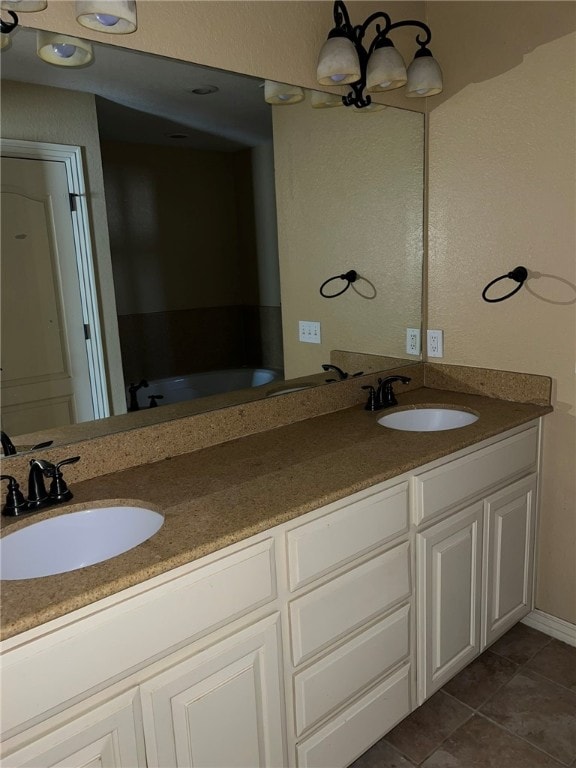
[[274, 101, 424, 378], [1, 81, 126, 415], [427, 3, 576, 623]]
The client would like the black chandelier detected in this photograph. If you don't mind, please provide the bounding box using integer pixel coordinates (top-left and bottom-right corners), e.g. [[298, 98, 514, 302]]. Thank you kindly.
[[316, 0, 443, 109]]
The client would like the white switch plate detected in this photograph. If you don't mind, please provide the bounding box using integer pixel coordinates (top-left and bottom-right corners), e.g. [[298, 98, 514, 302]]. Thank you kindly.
[[427, 329, 444, 358], [406, 328, 421, 356], [299, 320, 321, 344]]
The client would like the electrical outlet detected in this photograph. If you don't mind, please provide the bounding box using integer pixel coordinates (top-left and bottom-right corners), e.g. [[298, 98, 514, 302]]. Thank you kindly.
[[299, 320, 321, 344], [406, 328, 421, 356], [427, 329, 444, 358]]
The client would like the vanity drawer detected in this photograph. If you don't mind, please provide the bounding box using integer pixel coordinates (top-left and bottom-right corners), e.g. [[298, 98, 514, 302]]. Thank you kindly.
[[413, 426, 539, 525], [286, 482, 409, 591], [294, 603, 410, 736], [289, 542, 410, 666], [296, 664, 411, 768]]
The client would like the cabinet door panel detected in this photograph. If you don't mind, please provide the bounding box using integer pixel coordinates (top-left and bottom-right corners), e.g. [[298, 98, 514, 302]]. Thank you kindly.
[[140, 615, 285, 768], [483, 475, 537, 647], [1, 689, 144, 768], [417, 503, 483, 703]]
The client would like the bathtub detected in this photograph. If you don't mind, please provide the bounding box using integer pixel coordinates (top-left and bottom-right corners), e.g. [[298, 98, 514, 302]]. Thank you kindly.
[[142, 368, 281, 406]]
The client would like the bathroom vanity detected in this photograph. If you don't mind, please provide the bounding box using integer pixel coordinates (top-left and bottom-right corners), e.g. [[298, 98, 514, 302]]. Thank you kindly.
[[0, 381, 549, 767]]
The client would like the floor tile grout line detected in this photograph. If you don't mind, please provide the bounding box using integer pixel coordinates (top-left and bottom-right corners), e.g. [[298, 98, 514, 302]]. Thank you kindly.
[[519, 661, 576, 695], [440, 659, 523, 714], [474, 710, 574, 767]]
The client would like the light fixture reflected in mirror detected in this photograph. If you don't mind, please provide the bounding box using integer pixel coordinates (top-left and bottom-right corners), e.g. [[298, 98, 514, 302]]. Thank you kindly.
[[0, 0, 47, 11], [316, 0, 443, 108], [37, 30, 93, 66], [76, 0, 137, 34], [264, 80, 304, 105], [310, 89, 343, 108]]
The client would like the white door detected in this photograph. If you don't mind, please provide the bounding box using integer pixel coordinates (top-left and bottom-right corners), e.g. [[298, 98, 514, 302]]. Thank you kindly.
[[417, 502, 484, 703], [140, 615, 286, 768], [0, 689, 145, 767], [1, 155, 94, 435], [482, 475, 537, 648]]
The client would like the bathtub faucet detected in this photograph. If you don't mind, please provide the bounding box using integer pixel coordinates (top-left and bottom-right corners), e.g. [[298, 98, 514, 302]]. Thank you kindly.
[[127, 379, 149, 411]]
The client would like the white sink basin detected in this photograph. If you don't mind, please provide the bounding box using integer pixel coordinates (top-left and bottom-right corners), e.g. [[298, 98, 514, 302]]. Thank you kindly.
[[377, 407, 478, 432], [0, 506, 164, 580]]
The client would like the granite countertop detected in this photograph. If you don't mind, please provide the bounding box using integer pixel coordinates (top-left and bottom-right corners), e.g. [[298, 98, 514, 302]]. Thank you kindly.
[[0, 386, 551, 641]]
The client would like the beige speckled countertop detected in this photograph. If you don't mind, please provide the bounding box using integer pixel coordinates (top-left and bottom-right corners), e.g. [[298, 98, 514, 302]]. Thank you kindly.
[[0, 384, 552, 641]]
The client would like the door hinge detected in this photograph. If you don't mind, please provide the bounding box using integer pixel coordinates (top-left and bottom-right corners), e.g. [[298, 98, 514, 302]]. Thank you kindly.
[[69, 193, 79, 212], [84, 324, 91, 340]]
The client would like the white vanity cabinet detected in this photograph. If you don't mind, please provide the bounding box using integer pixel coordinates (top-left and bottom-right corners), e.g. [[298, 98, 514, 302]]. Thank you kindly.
[[0, 538, 286, 768], [0, 688, 146, 768], [414, 423, 540, 703], [0, 418, 543, 768]]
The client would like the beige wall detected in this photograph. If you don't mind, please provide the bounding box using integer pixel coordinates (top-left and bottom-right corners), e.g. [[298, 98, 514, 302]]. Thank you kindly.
[[427, 3, 576, 624], [1, 81, 126, 415], [102, 141, 249, 314], [273, 101, 423, 377]]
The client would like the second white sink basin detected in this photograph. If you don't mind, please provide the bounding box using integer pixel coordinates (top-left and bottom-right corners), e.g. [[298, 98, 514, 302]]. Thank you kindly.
[[378, 407, 478, 432], [0, 506, 164, 580]]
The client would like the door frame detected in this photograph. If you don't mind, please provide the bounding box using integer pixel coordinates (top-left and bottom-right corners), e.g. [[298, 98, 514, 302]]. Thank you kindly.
[[1, 138, 110, 420]]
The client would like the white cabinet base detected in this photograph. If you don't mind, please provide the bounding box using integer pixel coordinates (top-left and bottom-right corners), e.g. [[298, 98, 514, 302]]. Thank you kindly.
[[1, 689, 145, 768], [140, 614, 285, 768]]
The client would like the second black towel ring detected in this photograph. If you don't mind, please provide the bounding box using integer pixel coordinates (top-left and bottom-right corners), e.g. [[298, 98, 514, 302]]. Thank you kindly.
[[320, 270, 358, 298], [482, 266, 528, 303]]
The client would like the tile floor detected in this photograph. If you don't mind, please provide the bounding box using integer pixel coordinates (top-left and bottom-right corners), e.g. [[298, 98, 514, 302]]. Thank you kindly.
[[351, 623, 576, 768]]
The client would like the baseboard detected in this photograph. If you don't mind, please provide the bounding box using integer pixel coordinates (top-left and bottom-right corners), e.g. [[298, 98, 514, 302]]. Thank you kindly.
[[522, 609, 576, 647]]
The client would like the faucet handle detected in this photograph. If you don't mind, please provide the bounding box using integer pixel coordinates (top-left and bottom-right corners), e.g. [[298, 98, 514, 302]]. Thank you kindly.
[[49, 456, 81, 503], [361, 385, 378, 411], [0, 474, 27, 516]]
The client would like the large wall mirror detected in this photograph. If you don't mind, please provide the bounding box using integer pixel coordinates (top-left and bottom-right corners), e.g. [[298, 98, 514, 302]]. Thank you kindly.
[[0, 27, 424, 452]]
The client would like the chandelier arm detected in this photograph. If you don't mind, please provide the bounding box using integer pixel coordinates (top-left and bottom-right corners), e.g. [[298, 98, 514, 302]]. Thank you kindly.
[[386, 18, 432, 48], [333, 0, 353, 34]]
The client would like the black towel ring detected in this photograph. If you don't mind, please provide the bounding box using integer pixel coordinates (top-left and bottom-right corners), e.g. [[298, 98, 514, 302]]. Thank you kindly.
[[320, 270, 358, 298], [0, 9, 18, 33], [482, 266, 528, 303]]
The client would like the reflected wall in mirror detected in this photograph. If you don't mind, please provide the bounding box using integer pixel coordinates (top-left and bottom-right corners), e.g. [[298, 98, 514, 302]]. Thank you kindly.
[[0, 27, 424, 451]]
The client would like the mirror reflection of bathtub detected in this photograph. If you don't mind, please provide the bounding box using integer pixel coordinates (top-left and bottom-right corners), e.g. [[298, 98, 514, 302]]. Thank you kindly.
[[135, 368, 282, 410]]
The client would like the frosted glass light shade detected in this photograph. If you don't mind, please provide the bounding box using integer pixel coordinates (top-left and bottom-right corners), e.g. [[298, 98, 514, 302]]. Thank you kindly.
[[1, 33, 11, 50], [366, 45, 407, 92], [0, 0, 47, 11], [352, 101, 386, 113], [405, 54, 443, 97], [317, 35, 360, 86], [264, 80, 304, 105], [37, 31, 93, 66], [76, 0, 137, 33], [310, 89, 343, 108]]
